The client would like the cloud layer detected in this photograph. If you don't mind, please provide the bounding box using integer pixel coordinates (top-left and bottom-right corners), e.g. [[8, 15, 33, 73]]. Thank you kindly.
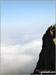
[[1, 41, 42, 75]]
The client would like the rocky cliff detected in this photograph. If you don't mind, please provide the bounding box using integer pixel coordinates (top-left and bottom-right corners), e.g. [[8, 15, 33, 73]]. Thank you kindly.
[[33, 24, 56, 74]]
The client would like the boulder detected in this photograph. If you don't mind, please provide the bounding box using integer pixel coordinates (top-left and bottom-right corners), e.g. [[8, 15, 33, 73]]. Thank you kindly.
[[33, 24, 56, 74]]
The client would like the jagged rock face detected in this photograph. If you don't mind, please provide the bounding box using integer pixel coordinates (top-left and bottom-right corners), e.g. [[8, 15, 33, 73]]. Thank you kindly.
[[33, 24, 56, 74]]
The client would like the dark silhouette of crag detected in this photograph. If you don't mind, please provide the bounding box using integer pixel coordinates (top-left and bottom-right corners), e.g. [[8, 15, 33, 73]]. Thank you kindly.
[[33, 24, 56, 74]]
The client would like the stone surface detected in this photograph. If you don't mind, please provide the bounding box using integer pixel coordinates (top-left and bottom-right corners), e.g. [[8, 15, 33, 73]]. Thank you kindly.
[[33, 24, 56, 74]]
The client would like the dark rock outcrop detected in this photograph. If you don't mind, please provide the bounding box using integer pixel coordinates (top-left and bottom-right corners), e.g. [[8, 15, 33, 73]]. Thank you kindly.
[[33, 24, 56, 74]]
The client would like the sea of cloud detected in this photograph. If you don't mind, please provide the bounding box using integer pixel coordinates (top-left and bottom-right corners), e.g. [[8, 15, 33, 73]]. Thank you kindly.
[[1, 40, 42, 75]]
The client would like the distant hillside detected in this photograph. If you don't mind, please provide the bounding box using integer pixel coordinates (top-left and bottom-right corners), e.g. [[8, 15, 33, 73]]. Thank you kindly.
[[33, 24, 56, 74]]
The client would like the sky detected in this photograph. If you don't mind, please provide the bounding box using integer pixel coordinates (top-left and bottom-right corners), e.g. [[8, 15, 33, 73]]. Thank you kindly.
[[1, 0, 55, 75]]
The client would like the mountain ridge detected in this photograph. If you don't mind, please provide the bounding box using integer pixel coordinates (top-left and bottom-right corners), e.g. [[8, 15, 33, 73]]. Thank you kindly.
[[33, 24, 56, 74]]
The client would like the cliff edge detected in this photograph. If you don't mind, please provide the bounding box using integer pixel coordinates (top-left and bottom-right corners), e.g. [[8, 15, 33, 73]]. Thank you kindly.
[[33, 24, 56, 74]]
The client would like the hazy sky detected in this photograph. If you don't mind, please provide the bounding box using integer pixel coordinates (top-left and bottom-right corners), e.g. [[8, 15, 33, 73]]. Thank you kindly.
[[1, 0, 55, 45], [1, 0, 55, 75]]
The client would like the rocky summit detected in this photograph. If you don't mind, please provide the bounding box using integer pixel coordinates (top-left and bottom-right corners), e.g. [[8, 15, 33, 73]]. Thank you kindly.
[[33, 24, 56, 74]]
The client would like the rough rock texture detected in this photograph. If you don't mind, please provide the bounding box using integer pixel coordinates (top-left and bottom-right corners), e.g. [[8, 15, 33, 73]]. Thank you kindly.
[[33, 24, 56, 74]]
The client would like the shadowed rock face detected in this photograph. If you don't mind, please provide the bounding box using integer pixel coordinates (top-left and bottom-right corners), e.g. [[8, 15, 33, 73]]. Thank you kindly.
[[33, 24, 56, 74]]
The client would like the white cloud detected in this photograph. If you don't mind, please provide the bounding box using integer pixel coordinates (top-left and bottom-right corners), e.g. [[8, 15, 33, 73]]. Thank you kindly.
[[1, 55, 33, 74], [1, 41, 42, 74], [1, 41, 42, 55]]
